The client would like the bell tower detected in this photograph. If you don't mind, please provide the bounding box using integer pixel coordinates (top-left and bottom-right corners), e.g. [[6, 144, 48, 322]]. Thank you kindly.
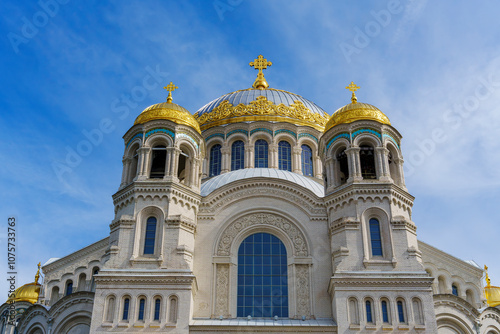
[[90, 83, 205, 333], [319, 83, 437, 332]]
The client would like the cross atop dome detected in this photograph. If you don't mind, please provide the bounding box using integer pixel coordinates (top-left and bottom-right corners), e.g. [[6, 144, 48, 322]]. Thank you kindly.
[[249, 54, 272, 89], [164, 81, 178, 103], [345, 81, 360, 103]]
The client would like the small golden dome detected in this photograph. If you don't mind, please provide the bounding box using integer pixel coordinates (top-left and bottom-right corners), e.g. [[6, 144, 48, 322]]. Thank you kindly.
[[324, 101, 391, 132], [7, 283, 41, 304], [134, 102, 201, 134]]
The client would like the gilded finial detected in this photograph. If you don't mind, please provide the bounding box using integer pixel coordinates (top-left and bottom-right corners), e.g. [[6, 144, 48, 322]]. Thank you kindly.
[[34, 262, 41, 285], [163, 82, 178, 103], [249, 55, 272, 89], [346, 81, 360, 103], [485, 265, 491, 288]]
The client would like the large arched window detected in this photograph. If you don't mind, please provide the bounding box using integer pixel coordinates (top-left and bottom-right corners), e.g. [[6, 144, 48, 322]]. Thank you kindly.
[[209, 144, 222, 177], [150, 145, 167, 178], [278, 141, 292, 171], [301, 145, 313, 176], [254, 140, 269, 168], [143, 217, 157, 255], [237, 233, 288, 318], [360, 145, 376, 179], [369, 218, 383, 256], [231, 140, 245, 171]]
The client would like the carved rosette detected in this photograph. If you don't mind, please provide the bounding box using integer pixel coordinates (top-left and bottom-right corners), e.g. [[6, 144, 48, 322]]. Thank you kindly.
[[295, 264, 311, 317], [215, 264, 230, 317], [216, 213, 308, 256]]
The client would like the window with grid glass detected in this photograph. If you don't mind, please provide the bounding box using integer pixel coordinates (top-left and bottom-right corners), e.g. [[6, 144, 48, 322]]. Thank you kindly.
[[254, 140, 269, 168], [231, 140, 245, 171], [237, 233, 288, 318], [209, 144, 222, 177], [301, 144, 313, 176]]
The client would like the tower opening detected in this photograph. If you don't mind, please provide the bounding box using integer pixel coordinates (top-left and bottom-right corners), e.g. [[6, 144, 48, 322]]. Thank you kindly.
[[337, 148, 349, 184], [150, 145, 167, 178], [360, 145, 376, 179]]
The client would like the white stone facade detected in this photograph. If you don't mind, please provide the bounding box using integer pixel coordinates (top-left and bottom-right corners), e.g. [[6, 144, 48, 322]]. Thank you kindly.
[[3, 86, 500, 334]]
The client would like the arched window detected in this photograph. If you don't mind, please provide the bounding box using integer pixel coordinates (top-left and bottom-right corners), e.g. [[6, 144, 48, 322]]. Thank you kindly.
[[349, 298, 359, 325], [466, 289, 475, 305], [365, 300, 373, 323], [336, 148, 349, 185], [106, 296, 115, 323], [154, 298, 161, 321], [412, 298, 424, 325], [138, 298, 146, 321], [122, 298, 130, 321], [452, 284, 459, 296], [209, 144, 222, 177], [77, 273, 86, 292], [177, 148, 191, 184], [237, 233, 288, 317], [397, 300, 406, 323], [231, 141, 245, 171], [301, 145, 313, 176], [150, 145, 167, 178], [381, 300, 390, 323], [360, 145, 376, 179], [143, 217, 157, 255], [168, 296, 178, 323], [65, 280, 73, 296], [369, 218, 383, 256], [254, 140, 269, 168], [90, 267, 99, 292], [278, 141, 292, 171], [50, 286, 59, 305]]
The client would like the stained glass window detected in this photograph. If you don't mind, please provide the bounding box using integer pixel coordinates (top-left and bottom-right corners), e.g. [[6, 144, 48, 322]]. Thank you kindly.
[[254, 140, 269, 168], [231, 141, 245, 171], [209, 144, 222, 177], [278, 141, 291, 171]]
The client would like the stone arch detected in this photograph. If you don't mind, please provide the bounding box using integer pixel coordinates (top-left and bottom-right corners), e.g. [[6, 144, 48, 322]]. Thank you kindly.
[[216, 212, 309, 257], [133, 206, 165, 259], [436, 315, 474, 334], [144, 132, 174, 148], [361, 207, 393, 262]]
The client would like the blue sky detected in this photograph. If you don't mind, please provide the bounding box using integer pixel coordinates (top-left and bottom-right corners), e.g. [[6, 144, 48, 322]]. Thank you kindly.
[[1, 1, 499, 295]]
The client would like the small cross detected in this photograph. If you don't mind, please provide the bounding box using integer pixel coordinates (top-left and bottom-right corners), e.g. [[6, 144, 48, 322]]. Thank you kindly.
[[249, 55, 272, 73], [163, 81, 178, 103], [345, 81, 360, 103]]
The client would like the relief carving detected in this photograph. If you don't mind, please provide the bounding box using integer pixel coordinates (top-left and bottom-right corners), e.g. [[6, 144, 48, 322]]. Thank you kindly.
[[215, 264, 230, 317], [295, 264, 311, 317], [216, 213, 308, 256]]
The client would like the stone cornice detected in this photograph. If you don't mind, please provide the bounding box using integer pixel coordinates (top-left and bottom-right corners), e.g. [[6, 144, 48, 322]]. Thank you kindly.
[[328, 272, 434, 293], [324, 183, 414, 211], [418, 240, 483, 278], [199, 180, 326, 216], [95, 270, 196, 286], [42, 237, 109, 274], [167, 214, 197, 233], [113, 182, 201, 211]]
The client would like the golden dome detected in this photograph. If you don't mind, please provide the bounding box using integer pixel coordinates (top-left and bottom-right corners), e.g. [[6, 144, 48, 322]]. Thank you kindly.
[[324, 101, 391, 132], [7, 283, 41, 304], [134, 102, 201, 134], [7, 263, 41, 304]]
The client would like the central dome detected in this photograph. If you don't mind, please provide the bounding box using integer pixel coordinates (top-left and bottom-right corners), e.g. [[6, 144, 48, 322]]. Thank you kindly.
[[194, 88, 330, 131]]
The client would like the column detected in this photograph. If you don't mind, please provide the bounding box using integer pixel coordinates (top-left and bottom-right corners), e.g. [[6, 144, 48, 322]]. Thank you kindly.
[[246, 146, 254, 168], [137, 147, 151, 180], [165, 147, 175, 177], [314, 155, 322, 179], [346, 147, 362, 182], [325, 157, 334, 190], [171, 148, 180, 182], [292, 146, 302, 174], [269, 143, 278, 169], [190, 158, 197, 187], [120, 157, 131, 188], [376, 147, 392, 182], [221, 147, 230, 174]]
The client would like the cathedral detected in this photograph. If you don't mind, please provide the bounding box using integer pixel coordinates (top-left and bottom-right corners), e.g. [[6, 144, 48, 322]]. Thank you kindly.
[[2, 55, 500, 333]]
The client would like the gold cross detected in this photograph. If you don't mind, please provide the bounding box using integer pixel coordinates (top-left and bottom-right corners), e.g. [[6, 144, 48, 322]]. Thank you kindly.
[[345, 81, 360, 103], [249, 55, 272, 89], [250, 55, 272, 73], [163, 81, 178, 103]]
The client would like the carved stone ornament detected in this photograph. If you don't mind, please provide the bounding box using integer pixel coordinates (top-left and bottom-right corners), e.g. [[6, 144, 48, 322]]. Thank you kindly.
[[216, 213, 308, 256], [215, 264, 230, 317], [295, 264, 311, 317]]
